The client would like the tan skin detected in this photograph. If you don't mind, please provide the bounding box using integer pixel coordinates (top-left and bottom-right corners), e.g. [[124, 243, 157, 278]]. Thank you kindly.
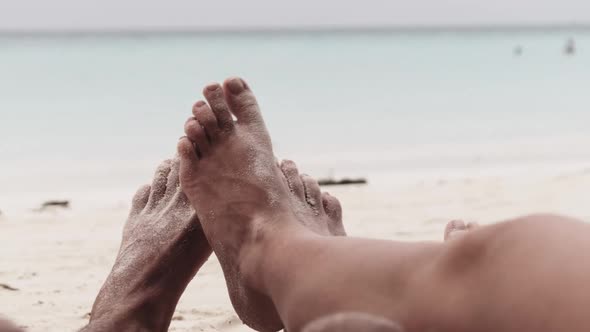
[[0, 319, 23, 332], [80, 156, 346, 331], [178, 76, 590, 332]]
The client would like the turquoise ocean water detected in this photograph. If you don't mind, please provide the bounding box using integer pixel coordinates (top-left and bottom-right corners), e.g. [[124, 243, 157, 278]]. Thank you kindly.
[[1, 29, 590, 211]]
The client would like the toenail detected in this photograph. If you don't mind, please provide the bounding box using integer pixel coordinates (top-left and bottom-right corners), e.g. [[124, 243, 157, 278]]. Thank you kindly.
[[226, 78, 246, 94], [206, 83, 219, 91], [195, 100, 206, 107]]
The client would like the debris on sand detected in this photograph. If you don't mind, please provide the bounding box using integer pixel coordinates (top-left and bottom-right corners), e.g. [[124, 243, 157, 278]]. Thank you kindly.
[[34, 200, 70, 212], [318, 177, 368, 186], [42, 200, 70, 209], [0, 283, 19, 291]]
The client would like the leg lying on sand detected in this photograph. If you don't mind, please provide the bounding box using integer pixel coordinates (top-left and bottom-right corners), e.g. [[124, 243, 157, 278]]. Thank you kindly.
[[178, 77, 590, 332], [82, 159, 212, 331]]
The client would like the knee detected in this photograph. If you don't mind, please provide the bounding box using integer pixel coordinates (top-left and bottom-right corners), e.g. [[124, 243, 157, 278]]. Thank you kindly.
[[438, 213, 574, 273], [302, 312, 404, 332]]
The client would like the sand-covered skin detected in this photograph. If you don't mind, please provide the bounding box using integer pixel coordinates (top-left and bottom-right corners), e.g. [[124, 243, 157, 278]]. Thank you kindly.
[[1, 170, 590, 331]]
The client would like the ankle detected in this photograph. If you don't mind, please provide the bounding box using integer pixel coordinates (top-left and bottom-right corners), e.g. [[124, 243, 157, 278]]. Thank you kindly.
[[239, 215, 314, 294], [89, 288, 177, 332]]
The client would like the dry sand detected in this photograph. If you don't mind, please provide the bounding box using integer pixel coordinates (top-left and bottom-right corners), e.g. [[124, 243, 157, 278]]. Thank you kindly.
[[1, 169, 590, 331]]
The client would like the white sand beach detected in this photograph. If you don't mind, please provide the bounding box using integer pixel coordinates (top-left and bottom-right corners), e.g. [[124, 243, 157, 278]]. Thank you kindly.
[[1, 168, 589, 332]]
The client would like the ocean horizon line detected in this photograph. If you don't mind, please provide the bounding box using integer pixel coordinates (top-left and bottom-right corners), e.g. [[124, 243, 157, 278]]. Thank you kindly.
[[1, 23, 590, 38]]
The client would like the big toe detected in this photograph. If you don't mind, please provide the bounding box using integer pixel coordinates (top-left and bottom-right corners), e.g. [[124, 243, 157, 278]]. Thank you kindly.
[[145, 159, 172, 210], [130, 184, 151, 216], [223, 77, 264, 125]]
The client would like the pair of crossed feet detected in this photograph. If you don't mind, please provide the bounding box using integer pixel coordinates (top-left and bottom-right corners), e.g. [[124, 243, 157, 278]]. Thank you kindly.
[[87, 78, 472, 332]]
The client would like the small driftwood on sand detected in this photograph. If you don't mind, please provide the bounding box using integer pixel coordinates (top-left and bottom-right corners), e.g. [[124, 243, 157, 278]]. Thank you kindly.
[[318, 178, 368, 186], [34, 200, 70, 212], [0, 283, 19, 291]]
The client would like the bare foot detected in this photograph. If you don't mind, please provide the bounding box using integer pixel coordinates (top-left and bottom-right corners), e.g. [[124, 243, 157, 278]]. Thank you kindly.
[[444, 220, 479, 241], [178, 78, 327, 331], [279, 159, 346, 236], [84, 159, 212, 332]]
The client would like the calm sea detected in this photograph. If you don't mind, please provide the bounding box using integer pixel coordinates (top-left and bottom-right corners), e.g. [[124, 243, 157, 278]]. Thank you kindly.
[[1, 29, 590, 211]]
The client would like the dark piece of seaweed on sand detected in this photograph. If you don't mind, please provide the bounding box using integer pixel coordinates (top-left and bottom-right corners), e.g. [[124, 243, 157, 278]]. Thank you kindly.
[[318, 177, 368, 186], [0, 283, 19, 291], [33, 200, 71, 212]]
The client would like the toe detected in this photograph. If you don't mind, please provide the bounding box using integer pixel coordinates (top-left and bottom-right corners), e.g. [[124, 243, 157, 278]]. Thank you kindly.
[[177, 137, 199, 187], [322, 193, 346, 236], [322, 192, 343, 221], [184, 117, 209, 157], [279, 160, 305, 200], [146, 159, 173, 210], [169, 191, 192, 213], [202, 84, 234, 132], [164, 158, 181, 199], [193, 100, 221, 140], [130, 184, 151, 215], [444, 220, 467, 241], [301, 174, 324, 213], [223, 77, 264, 125]]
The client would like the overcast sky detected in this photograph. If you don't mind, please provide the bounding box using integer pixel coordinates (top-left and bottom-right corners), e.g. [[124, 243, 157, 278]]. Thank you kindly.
[[1, 0, 589, 31]]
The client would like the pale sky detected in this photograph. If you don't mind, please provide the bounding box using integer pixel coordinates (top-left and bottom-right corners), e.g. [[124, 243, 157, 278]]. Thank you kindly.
[[1, 0, 589, 31]]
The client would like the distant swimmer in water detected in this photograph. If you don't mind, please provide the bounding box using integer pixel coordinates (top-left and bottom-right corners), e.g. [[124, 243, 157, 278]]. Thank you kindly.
[[565, 38, 576, 55], [513, 45, 523, 56]]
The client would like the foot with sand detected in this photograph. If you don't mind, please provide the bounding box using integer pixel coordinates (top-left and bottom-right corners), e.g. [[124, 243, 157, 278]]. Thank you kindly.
[[83, 159, 212, 331], [81, 148, 348, 331], [179, 77, 590, 332], [178, 77, 322, 330]]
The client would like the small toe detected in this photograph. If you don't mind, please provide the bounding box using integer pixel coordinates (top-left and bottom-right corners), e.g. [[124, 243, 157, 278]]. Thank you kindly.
[[322, 193, 346, 236], [184, 117, 209, 157], [223, 77, 263, 125], [322, 192, 343, 220], [444, 220, 467, 241], [130, 184, 151, 215], [146, 159, 172, 210], [193, 100, 220, 140], [280, 160, 305, 200], [202, 85, 234, 132], [301, 174, 323, 213], [164, 158, 181, 199]]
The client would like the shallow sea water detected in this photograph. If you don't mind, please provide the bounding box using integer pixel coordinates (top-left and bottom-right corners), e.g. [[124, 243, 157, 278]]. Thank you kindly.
[[1, 29, 590, 211]]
